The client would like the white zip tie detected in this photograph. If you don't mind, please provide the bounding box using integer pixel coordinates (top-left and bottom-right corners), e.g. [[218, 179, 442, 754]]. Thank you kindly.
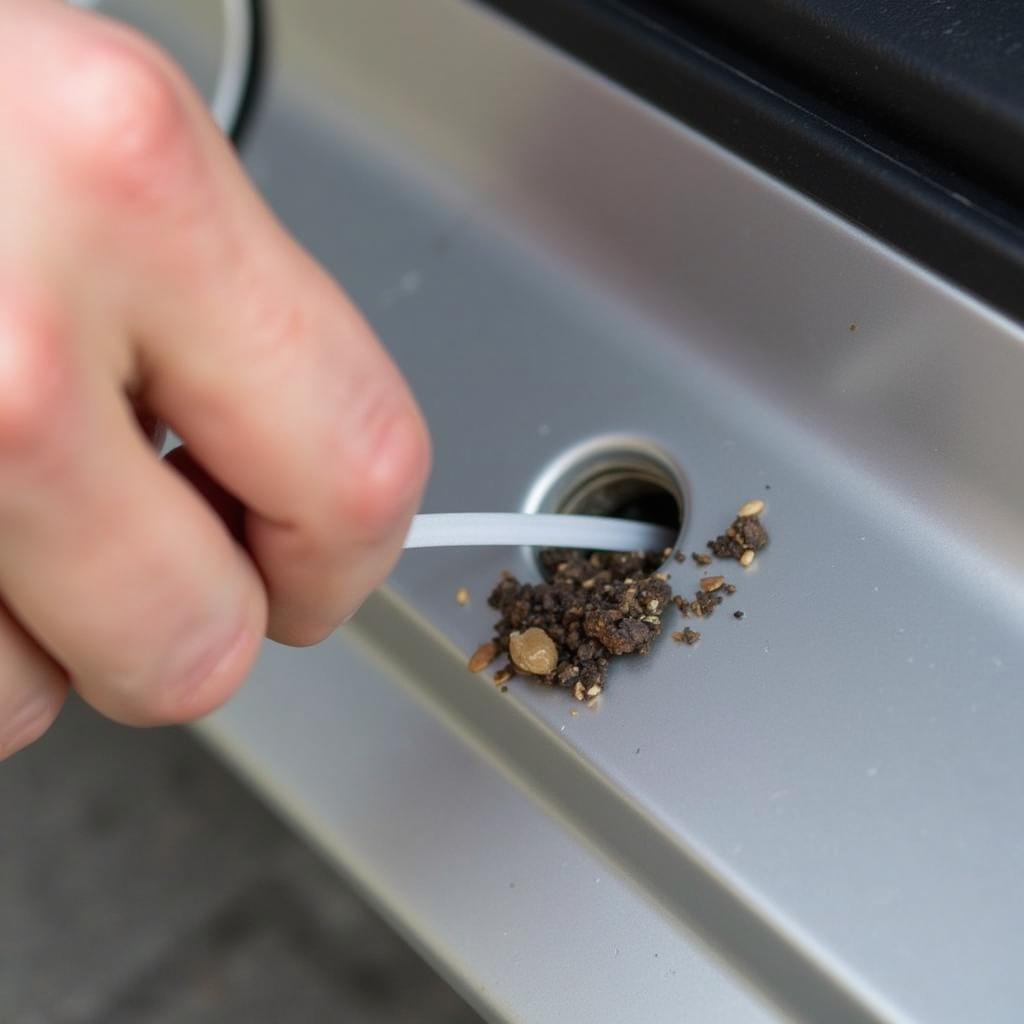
[[404, 513, 676, 553]]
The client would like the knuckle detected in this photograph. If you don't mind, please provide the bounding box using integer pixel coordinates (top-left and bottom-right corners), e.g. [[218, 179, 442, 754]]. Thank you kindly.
[[0, 293, 69, 458], [60, 28, 196, 204]]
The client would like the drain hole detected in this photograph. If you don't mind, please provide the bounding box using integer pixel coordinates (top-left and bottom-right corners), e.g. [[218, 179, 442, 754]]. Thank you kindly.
[[525, 439, 685, 577], [558, 468, 681, 533]]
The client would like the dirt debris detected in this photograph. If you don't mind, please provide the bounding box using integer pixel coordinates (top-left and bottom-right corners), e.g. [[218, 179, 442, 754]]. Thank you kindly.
[[675, 588, 724, 619], [466, 501, 769, 701], [672, 628, 701, 645], [467, 640, 499, 674], [493, 667, 514, 686], [483, 549, 670, 700], [707, 501, 770, 564]]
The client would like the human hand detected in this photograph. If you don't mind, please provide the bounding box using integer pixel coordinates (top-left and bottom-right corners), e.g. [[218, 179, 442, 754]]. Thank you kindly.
[[0, 0, 431, 758]]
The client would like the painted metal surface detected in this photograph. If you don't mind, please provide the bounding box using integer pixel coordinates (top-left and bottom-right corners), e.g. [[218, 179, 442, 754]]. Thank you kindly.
[[114, 1, 1024, 1020]]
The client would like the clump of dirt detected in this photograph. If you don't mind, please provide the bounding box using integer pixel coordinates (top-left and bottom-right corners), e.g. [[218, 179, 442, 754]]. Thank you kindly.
[[673, 588, 723, 619], [708, 500, 769, 566], [481, 549, 671, 701], [466, 500, 769, 702]]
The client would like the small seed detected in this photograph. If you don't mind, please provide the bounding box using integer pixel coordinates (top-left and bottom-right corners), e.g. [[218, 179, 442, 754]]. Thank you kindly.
[[468, 640, 498, 674], [733, 610, 745, 619], [740, 549, 756, 567], [699, 576, 725, 593], [456, 587, 470, 606], [693, 552, 713, 566], [586, 684, 601, 698], [671, 628, 701, 645], [673, 550, 686, 563], [737, 499, 765, 518], [573, 681, 585, 702], [493, 668, 514, 685], [509, 627, 558, 675]]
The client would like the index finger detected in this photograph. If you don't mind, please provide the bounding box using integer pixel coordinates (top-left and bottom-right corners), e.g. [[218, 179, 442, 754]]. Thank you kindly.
[[104, 54, 431, 642]]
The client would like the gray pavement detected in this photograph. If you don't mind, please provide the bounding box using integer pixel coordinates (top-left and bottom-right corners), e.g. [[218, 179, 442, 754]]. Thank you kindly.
[[1, 697, 482, 1024]]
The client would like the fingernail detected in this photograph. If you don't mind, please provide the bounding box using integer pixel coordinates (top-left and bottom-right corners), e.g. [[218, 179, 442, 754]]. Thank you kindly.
[[0, 693, 57, 758], [160, 615, 254, 720]]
